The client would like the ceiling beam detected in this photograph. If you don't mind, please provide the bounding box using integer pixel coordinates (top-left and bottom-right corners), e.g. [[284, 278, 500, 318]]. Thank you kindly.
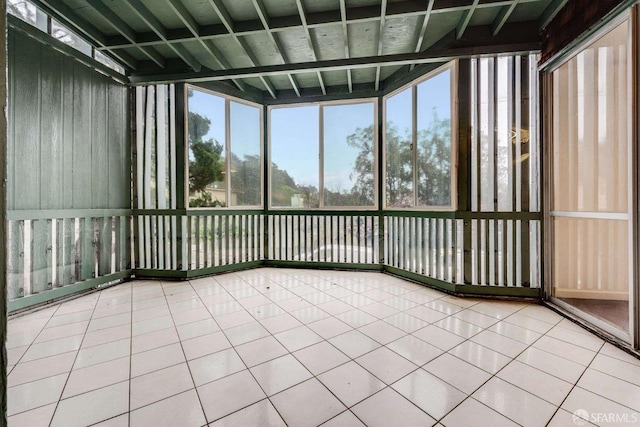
[[410, 0, 435, 71], [88, 1, 165, 68], [538, 0, 570, 29], [339, 0, 352, 93], [456, 0, 480, 39], [374, 0, 387, 91], [295, 0, 326, 95], [493, 1, 521, 36], [33, 0, 138, 69], [98, 0, 546, 51], [205, 0, 276, 98], [252, 0, 301, 97], [130, 35, 541, 84], [122, 0, 201, 72], [164, 0, 246, 92]]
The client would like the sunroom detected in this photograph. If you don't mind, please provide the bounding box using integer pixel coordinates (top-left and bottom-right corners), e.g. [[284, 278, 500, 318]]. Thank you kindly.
[[2, 0, 640, 425]]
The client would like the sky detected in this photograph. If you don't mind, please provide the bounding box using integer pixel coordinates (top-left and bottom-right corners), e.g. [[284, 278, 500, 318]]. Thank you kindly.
[[187, 67, 451, 191]]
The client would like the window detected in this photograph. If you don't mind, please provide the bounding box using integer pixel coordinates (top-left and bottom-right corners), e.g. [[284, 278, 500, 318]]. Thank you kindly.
[[384, 62, 455, 209], [269, 100, 377, 209], [51, 19, 92, 56], [7, 0, 46, 30], [94, 50, 126, 75], [186, 86, 263, 208]]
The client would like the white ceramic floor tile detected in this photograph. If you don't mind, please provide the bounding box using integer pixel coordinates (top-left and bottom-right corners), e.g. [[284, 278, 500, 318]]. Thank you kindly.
[[7, 373, 67, 416], [356, 346, 417, 384], [224, 321, 270, 346], [92, 414, 129, 427], [130, 389, 206, 427], [21, 334, 84, 362], [329, 330, 381, 359], [440, 397, 518, 427], [470, 330, 529, 358], [208, 399, 286, 427], [599, 343, 640, 367], [274, 325, 323, 352], [487, 321, 542, 345], [131, 328, 179, 354], [473, 377, 556, 427], [62, 356, 130, 398], [308, 316, 353, 339], [386, 335, 443, 366], [86, 314, 129, 333], [321, 411, 366, 427], [546, 325, 604, 352], [271, 378, 346, 427], [132, 316, 174, 336], [360, 302, 398, 319], [36, 321, 90, 342], [259, 313, 303, 334], [561, 387, 639, 425], [449, 341, 512, 374], [317, 299, 356, 316], [453, 309, 499, 328], [405, 306, 448, 323], [50, 381, 129, 427], [82, 325, 131, 349], [7, 403, 56, 427], [335, 309, 379, 328], [214, 310, 255, 330], [318, 361, 386, 407], [188, 348, 245, 387], [197, 370, 267, 423], [352, 387, 436, 427], [293, 341, 350, 375], [131, 343, 185, 377], [590, 353, 640, 387], [383, 312, 428, 333], [250, 354, 313, 395], [424, 353, 491, 395], [503, 313, 555, 334], [358, 320, 406, 345], [424, 299, 466, 315], [130, 363, 194, 410], [74, 338, 130, 369], [432, 317, 483, 339], [412, 325, 466, 351], [577, 368, 640, 412], [533, 335, 597, 366], [235, 335, 288, 367], [497, 360, 572, 406], [392, 369, 466, 420], [8, 351, 75, 387], [547, 409, 597, 427], [181, 331, 231, 360], [516, 346, 586, 384]]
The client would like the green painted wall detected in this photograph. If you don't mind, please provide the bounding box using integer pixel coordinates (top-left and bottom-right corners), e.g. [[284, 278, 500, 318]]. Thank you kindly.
[[7, 26, 130, 211]]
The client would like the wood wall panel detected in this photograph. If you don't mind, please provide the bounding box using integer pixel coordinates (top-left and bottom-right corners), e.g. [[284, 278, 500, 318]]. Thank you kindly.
[[7, 27, 130, 211]]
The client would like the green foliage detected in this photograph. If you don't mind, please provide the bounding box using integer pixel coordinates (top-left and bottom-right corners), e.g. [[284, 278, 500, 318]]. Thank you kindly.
[[189, 192, 226, 208]]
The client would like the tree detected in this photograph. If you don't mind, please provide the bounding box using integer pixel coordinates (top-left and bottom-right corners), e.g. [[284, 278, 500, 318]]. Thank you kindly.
[[416, 110, 451, 206], [344, 125, 375, 206], [230, 153, 261, 206], [187, 90, 226, 207], [384, 124, 413, 207]]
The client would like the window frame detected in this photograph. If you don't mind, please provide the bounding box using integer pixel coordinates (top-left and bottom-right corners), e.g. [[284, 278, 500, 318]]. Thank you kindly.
[[184, 84, 265, 210], [267, 97, 379, 211], [382, 60, 458, 211]]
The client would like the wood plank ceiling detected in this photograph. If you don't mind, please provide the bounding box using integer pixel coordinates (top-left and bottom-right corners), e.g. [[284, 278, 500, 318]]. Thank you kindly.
[[31, 0, 567, 98]]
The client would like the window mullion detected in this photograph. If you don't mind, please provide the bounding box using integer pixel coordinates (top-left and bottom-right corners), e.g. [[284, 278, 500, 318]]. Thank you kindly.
[[412, 84, 418, 208], [225, 98, 231, 206], [319, 105, 325, 209]]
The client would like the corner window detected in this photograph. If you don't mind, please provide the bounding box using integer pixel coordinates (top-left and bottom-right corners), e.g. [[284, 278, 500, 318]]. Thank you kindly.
[[384, 62, 456, 209], [269, 100, 377, 209], [186, 86, 263, 208]]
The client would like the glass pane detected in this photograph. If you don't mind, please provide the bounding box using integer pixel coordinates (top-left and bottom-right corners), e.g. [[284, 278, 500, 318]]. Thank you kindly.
[[187, 88, 226, 207], [51, 20, 92, 56], [270, 106, 320, 208], [8, 0, 46, 30], [416, 69, 452, 207], [323, 102, 375, 207], [551, 20, 630, 334], [385, 87, 413, 208], [230, 101, 261, 206], [94, 50, 125, 74]]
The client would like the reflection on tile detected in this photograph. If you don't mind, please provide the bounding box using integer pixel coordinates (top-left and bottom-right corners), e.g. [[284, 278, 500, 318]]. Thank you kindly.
[[392, 369, 466, 420]]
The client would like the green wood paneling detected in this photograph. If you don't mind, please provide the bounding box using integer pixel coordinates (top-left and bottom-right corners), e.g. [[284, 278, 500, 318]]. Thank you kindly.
[[8, 27, 130, 212]]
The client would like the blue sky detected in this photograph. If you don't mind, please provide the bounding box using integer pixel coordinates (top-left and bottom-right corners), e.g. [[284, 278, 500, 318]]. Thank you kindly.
[[187, 67, 450, 190]]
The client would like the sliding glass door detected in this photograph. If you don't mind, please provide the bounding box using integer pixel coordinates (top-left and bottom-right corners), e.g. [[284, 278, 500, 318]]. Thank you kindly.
[[548, 16, 634, 340]]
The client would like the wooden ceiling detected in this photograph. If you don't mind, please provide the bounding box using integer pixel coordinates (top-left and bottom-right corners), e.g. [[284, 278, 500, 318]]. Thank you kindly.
[[31, 0, 567, 98]]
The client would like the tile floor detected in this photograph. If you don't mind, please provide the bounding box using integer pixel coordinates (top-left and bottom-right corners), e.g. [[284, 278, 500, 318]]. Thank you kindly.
[[5, 268, 640, 427]]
